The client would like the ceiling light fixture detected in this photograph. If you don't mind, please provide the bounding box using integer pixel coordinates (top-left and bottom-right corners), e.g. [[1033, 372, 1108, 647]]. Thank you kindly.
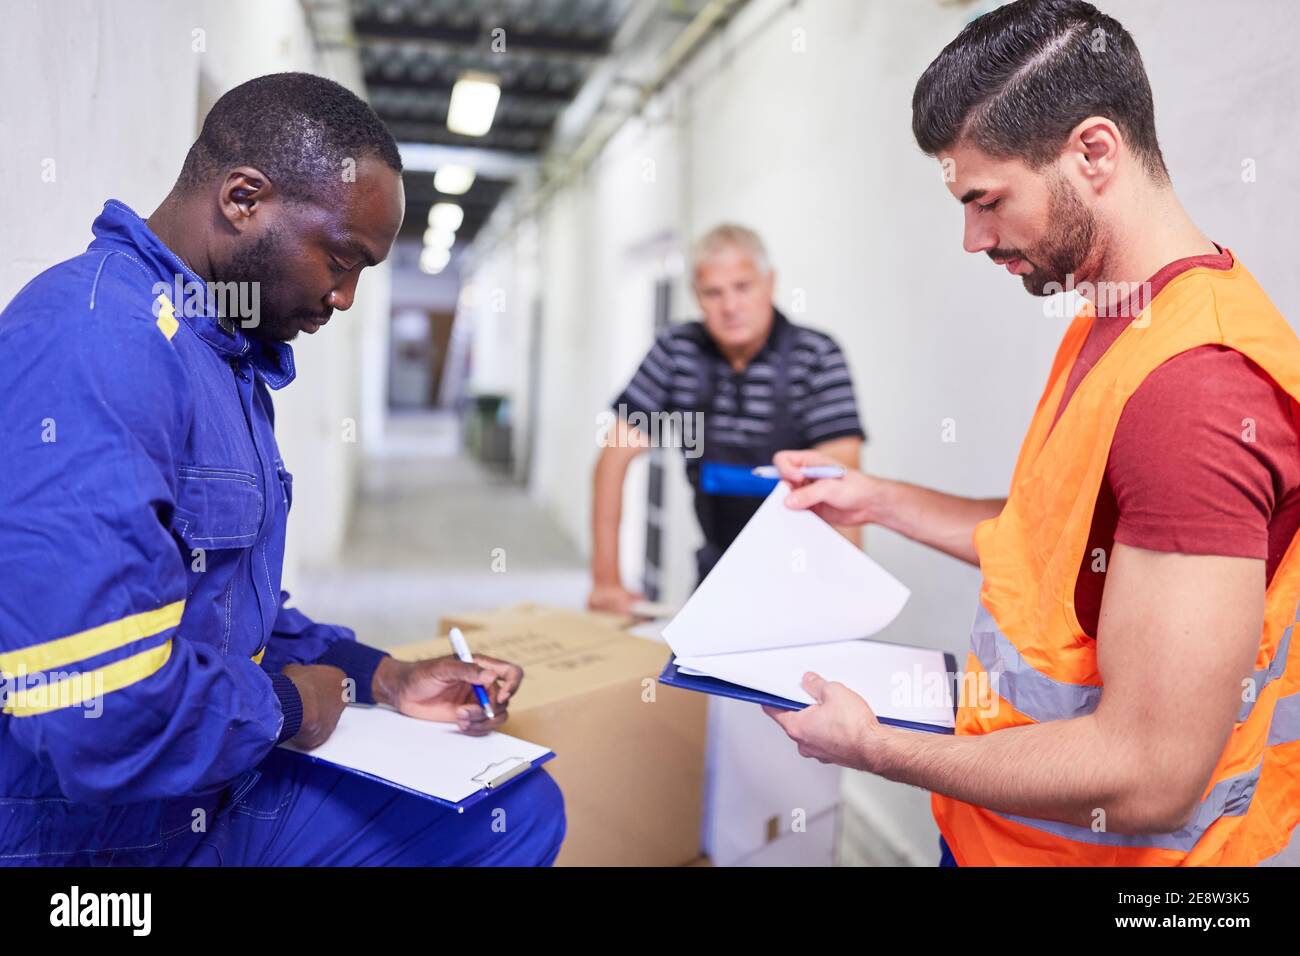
[[433, 164, 476, 195], [446, 71, 501, 137], [419, 246, 451, 275], [422, 226, 456, 251], [426, 202, 464, 231]]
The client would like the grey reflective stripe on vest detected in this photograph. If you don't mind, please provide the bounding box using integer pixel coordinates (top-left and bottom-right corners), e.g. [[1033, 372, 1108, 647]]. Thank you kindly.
[[994, 691, 1300, 853], [1268, 691, 1300, 747], [1239, 622, 1293, 722], [969, 603, 1101, 722], [1257, 692, 1300, 865], [973, 601, 1297, 726], [995, 764, 1260, 852]]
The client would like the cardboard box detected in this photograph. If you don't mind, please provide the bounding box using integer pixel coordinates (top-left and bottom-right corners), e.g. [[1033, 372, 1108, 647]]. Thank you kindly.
[[392, 605, 705, 867], [435, 603, 635, 636]]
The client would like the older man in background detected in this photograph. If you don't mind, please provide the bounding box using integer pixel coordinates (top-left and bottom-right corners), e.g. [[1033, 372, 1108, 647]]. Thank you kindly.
[[589, 224, 867, 613]]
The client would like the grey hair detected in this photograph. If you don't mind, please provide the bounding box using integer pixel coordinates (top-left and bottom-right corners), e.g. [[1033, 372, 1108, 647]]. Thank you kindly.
[[690, 223, 771, 279]]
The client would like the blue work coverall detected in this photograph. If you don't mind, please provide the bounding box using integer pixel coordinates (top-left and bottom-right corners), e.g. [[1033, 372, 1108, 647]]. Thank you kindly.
[[0, 200, 564, 865]]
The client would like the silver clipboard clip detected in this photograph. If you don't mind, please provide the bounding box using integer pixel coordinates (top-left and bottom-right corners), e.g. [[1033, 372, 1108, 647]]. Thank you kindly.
[[471, 756, 532, 790]]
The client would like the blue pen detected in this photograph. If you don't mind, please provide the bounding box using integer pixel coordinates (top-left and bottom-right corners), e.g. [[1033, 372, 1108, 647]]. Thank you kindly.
[[751, 465, 846, 480], [449, 627, 495, 719]]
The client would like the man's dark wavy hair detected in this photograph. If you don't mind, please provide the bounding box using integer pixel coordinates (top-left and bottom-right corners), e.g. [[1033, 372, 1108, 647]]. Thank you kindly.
[[912, 0, 1168, 180]]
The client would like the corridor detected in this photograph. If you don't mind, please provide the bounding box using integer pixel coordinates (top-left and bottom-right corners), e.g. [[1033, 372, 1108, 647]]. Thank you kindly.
[[293, 412, 589, 652]]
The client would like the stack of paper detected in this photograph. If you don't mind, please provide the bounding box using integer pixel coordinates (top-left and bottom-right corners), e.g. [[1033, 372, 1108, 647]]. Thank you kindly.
[[282, 705, 554, 808], [661, 482, 954, 731]]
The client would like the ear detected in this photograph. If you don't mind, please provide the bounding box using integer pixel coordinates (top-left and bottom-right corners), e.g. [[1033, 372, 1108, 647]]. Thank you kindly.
[[1066, 116, 1121, 192], [218, 167, 273, 233]]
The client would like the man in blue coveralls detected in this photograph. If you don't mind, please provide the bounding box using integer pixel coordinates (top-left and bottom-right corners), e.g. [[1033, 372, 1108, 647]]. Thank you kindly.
[[0, 72, 565, 866]]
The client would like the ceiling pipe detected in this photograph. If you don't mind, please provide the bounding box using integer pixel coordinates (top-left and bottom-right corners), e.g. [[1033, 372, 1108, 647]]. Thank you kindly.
[[464, 0, 751, 268], [551, 0, 748, 179]]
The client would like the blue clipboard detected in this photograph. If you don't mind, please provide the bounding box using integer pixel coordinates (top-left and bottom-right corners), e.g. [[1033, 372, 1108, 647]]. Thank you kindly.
[[659, 653, 959, 735], [281, 747, 556, 812]]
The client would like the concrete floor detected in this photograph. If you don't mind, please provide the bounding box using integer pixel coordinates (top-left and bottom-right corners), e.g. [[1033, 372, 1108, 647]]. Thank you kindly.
[[293, 411, 589, 651]]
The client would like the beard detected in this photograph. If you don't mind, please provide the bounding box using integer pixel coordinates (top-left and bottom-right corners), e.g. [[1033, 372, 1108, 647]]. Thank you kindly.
[[991, 171, 1100, 297], [221, 227, 312, 343]]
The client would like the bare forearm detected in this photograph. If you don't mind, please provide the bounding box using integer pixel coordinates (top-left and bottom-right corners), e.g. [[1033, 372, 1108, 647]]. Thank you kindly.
[[873, 479, 1004, 565], [870, 716, 1172, 834], [590, 448, 630, 585], [815, 435, 864, 547]]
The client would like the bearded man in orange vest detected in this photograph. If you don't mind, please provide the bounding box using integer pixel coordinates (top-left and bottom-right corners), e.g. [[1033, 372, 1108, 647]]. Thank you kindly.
[[765, 0, 1300, 866]]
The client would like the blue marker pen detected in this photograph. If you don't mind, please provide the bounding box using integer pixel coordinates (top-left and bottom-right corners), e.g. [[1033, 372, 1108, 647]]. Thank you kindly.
[[449, 627, 495, 720], [751, 465, 847, 480]]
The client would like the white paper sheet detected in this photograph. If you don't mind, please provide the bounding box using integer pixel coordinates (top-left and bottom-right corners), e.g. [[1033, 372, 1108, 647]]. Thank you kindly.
[[281, 705, 552, 805], [662, 482, 911, 657], [674, 641, 955, 727], [662, 483, 952, 728]]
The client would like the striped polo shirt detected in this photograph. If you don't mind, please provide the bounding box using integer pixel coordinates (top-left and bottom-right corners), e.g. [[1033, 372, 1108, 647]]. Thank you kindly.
[[613, 309, 866, 451]]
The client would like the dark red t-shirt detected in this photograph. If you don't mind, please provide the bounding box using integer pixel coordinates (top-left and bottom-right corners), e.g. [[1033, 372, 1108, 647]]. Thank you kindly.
[[1046, 248, 1300, 637]]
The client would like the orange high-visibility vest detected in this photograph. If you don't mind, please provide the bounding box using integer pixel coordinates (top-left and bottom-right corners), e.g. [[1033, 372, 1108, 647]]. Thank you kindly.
[[932, 255, 1300, 866]]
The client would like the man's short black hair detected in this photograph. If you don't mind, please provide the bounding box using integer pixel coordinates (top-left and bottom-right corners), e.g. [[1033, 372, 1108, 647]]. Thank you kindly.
[[178, 72, 402, 201], [912, 0, 1167, 180]]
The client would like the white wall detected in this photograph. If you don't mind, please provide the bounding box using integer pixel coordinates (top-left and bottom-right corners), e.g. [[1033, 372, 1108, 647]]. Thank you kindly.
[[1, 0, 386, 591], [0, 0, 197, 302], [188, 0, 382, 584], [460, 0, 1300, 865]]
